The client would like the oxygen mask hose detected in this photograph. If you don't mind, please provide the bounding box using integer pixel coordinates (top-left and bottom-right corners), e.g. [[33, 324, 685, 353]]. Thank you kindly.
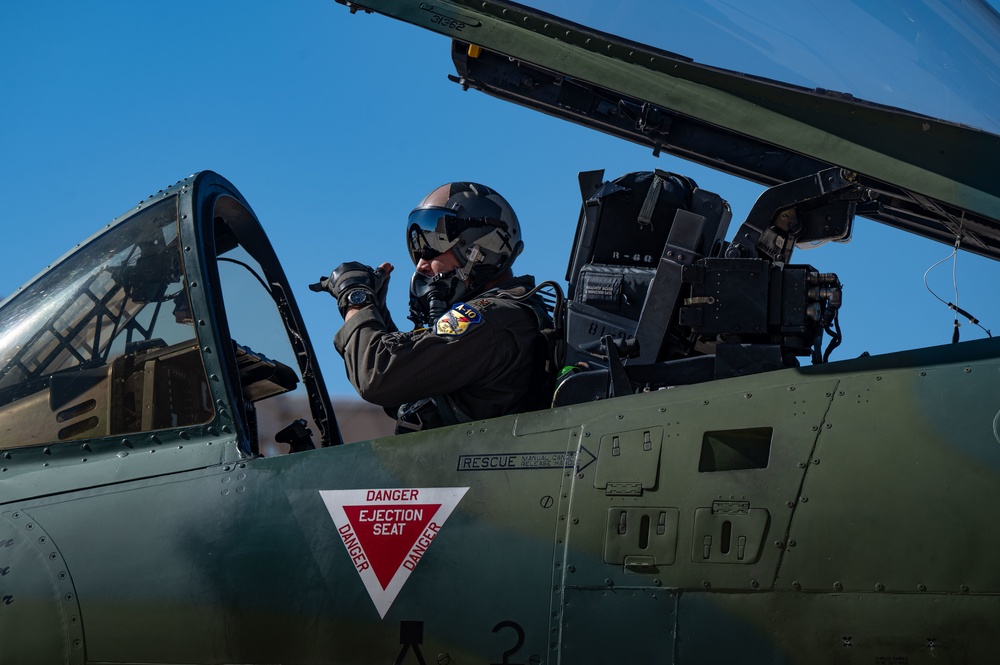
[[426, 287, 449, 322]]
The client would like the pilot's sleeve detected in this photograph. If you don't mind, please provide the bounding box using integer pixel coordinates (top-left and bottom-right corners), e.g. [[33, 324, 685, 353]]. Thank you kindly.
[[333, 303, 516, 407]]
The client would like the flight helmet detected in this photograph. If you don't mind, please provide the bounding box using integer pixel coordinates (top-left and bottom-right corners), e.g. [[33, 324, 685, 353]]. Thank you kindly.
[[405, 182, 524, 326], [406, 182, 523, 283]]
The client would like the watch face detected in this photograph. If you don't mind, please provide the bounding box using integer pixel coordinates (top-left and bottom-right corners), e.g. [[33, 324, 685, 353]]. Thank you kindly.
[[347, 289, 369, 306]]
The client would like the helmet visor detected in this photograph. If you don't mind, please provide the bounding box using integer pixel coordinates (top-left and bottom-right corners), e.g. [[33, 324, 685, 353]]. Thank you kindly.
[[406, 207, 460, 264], [406, 208, 510, 265]]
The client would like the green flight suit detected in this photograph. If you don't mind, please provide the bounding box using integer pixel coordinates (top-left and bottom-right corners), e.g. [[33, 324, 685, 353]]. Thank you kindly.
[[334, 276, 551, 430]]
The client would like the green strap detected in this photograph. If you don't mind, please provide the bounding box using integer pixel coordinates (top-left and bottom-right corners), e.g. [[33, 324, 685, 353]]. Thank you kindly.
[[637, 174, 663, 229]]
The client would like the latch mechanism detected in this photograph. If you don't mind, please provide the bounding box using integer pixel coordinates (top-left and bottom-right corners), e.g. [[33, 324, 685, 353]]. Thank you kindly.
[[604, 507, 679, 571], [594, 427, 663, 496], [691, 500, 769, 564]]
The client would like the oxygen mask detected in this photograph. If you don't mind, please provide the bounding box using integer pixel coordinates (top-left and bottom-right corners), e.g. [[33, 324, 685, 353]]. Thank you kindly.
[[407, 270, 468, 328]]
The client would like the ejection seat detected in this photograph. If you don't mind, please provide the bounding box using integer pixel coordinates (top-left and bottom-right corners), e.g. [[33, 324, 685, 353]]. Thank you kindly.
[[554, 169, 731, 405], [554, 167, 857, 406]]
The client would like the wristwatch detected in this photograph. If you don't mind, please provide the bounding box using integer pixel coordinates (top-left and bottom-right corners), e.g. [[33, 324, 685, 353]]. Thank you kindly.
[[346, 289, 372, 308]]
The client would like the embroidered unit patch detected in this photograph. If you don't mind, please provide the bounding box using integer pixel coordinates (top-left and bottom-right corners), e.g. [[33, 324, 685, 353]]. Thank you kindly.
[[435, 302, 483, 336]]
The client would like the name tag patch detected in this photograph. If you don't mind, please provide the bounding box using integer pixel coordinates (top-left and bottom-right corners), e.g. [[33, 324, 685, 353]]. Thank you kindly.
[[435, 302, 483, 336]]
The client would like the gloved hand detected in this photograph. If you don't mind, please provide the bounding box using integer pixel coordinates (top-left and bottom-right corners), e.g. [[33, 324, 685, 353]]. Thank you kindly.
[[371, 263, 396, 330], [371, 263, 392, 315], [310, 262, 393, 321]]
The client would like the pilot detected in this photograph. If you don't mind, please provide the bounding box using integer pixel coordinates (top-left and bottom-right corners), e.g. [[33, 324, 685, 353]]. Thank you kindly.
[[317, 182, 554, 433]]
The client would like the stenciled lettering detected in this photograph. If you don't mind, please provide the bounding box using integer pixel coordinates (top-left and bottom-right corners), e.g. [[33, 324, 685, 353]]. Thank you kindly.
[[520, 454, 555, 467], [339, 523, 370, 572], [457, 451, 582, 471], [430, 13, 466, 30], [356, 507, 426, 536], [358, 508, 424, 523], [366, 489, 419, 502], [403, 522, 441, 571], [461, 455, 518, 470]]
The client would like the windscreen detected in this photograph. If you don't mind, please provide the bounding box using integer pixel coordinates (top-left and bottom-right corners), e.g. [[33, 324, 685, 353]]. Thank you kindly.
[[0, 197, 213, 447]]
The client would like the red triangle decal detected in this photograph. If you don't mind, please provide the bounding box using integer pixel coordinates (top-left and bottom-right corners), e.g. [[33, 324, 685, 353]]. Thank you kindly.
[[320, 487, 469, 618], [343, 503, 441, 589]]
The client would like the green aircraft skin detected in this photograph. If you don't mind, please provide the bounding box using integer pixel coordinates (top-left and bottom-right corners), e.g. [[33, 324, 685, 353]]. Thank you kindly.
[[1, 172, 998, 664], [4, 1, 1000, 662]]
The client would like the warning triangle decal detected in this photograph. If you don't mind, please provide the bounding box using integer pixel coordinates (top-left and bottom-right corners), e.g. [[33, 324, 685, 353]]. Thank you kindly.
[[319, 487, 468, 618], [342, 503, 438, 590]]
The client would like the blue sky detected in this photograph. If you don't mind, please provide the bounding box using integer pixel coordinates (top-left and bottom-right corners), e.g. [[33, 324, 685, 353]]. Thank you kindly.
[[2, 1, 998, 400]]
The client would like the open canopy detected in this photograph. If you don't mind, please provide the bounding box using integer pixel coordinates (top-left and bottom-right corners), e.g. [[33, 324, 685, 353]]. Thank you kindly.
[[338, 0, 1000, 259]]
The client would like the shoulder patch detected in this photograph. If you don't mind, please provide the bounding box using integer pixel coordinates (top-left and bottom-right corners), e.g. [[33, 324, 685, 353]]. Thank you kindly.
[[435, 302, 484, 337]]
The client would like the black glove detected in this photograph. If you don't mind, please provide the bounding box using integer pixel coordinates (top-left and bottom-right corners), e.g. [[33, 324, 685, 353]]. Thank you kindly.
[[310, 262, 391, 320], [372, 266, 391, 315], [371, 265, 396, 330]]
